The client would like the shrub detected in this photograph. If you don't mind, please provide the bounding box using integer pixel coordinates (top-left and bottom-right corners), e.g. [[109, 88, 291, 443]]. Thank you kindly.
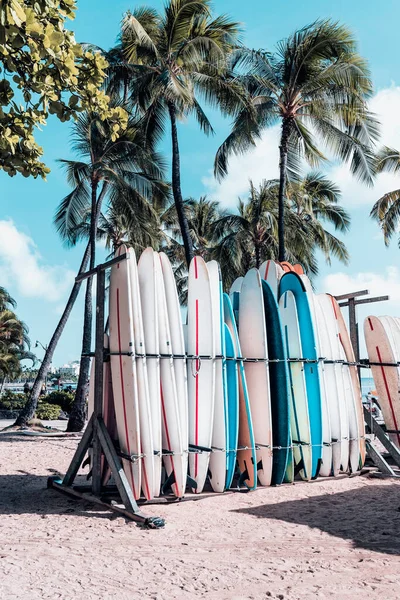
[[0, 390, 27, 410], [36, 402, 61, 420], [45, 391, 74, 413]]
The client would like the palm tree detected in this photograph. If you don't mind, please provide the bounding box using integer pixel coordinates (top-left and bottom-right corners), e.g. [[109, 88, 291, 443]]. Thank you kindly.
[[210, 174, 349, 289], [116, 0, 243, 265], [54, 111, 168, 432], [370, 147, 400, 244], [0, 289, 36, 390], [215, 19, 378, 261], [162, 196, 224, 302]]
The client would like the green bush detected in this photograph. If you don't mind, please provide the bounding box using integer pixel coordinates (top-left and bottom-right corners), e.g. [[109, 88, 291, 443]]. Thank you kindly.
[[0, 390, 27, 410], [36, 402, 61, 420], [45, 391, 74, 413]]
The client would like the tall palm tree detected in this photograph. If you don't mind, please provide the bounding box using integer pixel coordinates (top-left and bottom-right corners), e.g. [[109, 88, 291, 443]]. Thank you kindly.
[[211, 175, 349, 289], [215, 19, 378, 261], [54, 112, 168, 432], [370, 147, 400, 244], [116, 0, 243, 265], [162, 196, 224, 302]]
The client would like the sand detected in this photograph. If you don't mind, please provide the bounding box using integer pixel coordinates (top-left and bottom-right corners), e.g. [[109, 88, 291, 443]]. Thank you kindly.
[[1, 431, 400, 600]]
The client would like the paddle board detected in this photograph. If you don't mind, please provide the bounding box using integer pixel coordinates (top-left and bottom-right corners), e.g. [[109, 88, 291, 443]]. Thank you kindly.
[[239, 269, 272, 486], [154, 253, 186, 498], [109, 245, 141, 499], [224, 322, 239, 489], [262, 280, 291, 484], [279, 290, 312, 481], [208, 261, 228, 492], [187, 256, 215, 493], [138, 248, 162, 496], [159, 252, 189, 491], [223, 293, 257, 489], [279, 273, 323, 478]]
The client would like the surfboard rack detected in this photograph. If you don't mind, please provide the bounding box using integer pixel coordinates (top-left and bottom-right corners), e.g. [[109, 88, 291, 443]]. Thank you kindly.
[[363, 405, 400, 477], [47, 255, 165, 528]]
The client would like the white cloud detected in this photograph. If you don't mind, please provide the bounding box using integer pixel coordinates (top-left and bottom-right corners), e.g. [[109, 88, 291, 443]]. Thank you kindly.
[[320, 267, 400, 357], [202, 125, 281, 208], [203, 85, 400, 209], [321, 266, 400, 302], [0, 220, 75, 302]]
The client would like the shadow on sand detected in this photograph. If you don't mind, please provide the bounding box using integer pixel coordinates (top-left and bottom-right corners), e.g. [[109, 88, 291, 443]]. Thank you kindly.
[[232, 481, 400, 555], [234, 480, 400, 554]]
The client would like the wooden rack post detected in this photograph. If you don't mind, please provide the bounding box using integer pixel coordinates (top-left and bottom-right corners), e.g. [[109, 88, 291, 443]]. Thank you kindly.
[[47, 254, 165, 528], [335, 289, 389, 381]]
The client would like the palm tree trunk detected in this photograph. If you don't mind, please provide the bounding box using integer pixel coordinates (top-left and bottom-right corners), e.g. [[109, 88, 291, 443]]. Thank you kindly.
[[278, 118, 292, 262], [67, 181, 106, 432], [14, 241, 91, 426], [255, 243, 261, 269], [168, 102, 194, 266]]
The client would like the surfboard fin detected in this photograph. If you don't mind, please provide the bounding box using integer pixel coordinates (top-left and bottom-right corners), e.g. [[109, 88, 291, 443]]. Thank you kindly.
[[161, 471, 176, 495], [312, 458, 322, 480], [186, 475, 197, 490], [256, 459, 263, 472], [294, 459, 304, 477], [238, 469, 249, 487]]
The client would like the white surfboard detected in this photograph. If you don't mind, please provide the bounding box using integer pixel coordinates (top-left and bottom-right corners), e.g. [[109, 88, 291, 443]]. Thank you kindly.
[[154, 253, 187, 498], [187, 256, 215, 493], [279, 290, 312, 481], [259, 260, 284, 299], [128, 247, 156, 499], [239, 268, 272, 486], [300, 275, 332, 476], [315, 295, 343, 476], [230, 277, 243, 297], [159, 252, 189, 489], [207, 260, 228, 493], [109, 245, 141, 499], [137, 248, 162, 497]]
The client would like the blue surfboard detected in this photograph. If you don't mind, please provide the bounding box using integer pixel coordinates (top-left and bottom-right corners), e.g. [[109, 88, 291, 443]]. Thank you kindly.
[[261, 280, 292, 485], [224, 323, 239, 489], [279, 273, 323, 478], [223, 293, 257, 490]]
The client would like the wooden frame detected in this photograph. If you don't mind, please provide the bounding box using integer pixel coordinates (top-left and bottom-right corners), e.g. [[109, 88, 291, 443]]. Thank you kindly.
[[47, 255, 165, 528]]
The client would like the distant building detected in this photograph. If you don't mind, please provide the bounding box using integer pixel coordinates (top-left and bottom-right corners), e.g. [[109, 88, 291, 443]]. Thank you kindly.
[[59, 361, 80, 378]]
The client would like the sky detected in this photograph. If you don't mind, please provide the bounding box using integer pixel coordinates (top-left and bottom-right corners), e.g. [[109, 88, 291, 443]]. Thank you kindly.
[[2, 0, 400, 366]]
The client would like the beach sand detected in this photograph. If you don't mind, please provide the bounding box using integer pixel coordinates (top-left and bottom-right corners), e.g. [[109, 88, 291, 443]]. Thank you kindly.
[[1, 432, 400, 599]]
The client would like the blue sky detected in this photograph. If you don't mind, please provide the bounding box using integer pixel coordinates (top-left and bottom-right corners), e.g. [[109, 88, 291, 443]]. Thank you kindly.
[[2, 0, 400, 366]]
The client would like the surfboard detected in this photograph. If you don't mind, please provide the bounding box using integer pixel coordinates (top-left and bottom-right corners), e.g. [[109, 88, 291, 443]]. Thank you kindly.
[[187, 256, 215, 493], [159, 252, 189, 492], [259, 260, 284, 299], [239, 268, 273, 486], [223, 293, 257, 489], [261, 280, 291, 484], [365, 316, 400, 448], [109, 245, 141, 499], [300, 275, 331, 477], [137, 248, 162, 497], [279, 273, 323, 478], [154, 253, 186, 498], [315, 295, 343, 476], [330, 295, 366, 468], [208, 261, 228, 492], [224, 322, 239, 489], [129, 247, 156, 499], [279, 290, 312, 481]]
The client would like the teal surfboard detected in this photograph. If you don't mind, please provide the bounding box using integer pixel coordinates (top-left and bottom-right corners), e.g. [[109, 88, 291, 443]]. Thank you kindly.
[[261, 280, 292, 484], [223, 293, 257, 490], [224, 323, 239, 489], [279, 273, 323, 479]]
